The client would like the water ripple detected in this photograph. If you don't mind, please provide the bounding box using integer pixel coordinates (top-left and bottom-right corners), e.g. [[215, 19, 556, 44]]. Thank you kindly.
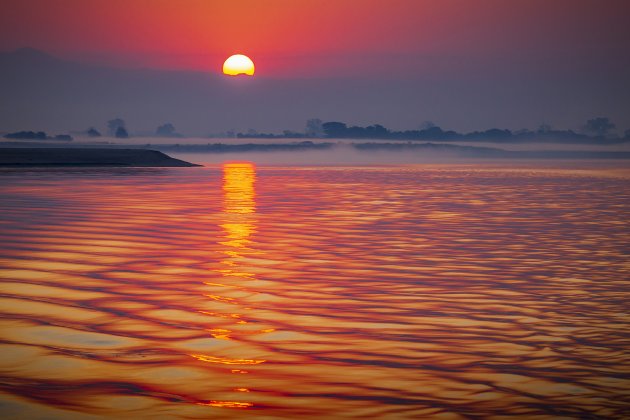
[[0, 164, 628, 418]]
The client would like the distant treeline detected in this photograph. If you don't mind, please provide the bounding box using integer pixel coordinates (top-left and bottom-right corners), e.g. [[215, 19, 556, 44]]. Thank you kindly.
[[319, 122, 610, 144], [237, 117, 630, 144], [3, 131, 73, 141], [4, 117, 628, 144]]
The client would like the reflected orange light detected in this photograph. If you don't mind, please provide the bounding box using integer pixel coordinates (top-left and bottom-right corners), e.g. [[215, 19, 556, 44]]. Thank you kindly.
[[208, 328, 232, 340], [190, 354, 266, 365], [197, 401, 253, 409], [223, 163, 256, 215], [199, 164, 263, 405], [219, 223, 256, 250], [217, 162, 258, 277]]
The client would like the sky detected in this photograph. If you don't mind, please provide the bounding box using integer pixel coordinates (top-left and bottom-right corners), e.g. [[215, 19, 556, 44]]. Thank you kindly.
[[2, 0, 629, 77], [1, 0, 629, 134]]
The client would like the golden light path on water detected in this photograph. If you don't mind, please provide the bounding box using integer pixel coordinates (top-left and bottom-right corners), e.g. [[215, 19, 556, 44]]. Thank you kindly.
[[0, 164, 628, 419]]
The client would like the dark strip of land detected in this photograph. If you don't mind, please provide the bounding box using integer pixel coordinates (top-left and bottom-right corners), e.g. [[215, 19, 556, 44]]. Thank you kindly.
[[352, 142, 630, 159], [0, 148, 199, 167]]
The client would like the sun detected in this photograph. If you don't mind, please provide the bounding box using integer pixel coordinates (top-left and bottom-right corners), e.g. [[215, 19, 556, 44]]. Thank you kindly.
[[223, 54, 255, 76]]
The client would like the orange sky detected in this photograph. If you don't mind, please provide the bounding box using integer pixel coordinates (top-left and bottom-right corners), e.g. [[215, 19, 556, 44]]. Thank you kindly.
[[1, 0, 629, 78]]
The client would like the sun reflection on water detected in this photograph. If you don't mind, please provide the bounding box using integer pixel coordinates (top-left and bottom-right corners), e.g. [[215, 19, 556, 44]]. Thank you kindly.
[[218, 162, 258, 271], [222, 163, 256, 215], [196, 163, 260, 409]]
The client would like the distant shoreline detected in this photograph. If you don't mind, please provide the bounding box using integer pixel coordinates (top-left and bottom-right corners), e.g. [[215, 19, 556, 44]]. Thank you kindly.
[[2, 141, 630, 160], [0, 148, 200, 167]]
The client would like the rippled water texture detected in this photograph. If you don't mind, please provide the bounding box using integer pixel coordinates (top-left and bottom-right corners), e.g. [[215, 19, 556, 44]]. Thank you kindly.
[[0, 164, 629, 419]]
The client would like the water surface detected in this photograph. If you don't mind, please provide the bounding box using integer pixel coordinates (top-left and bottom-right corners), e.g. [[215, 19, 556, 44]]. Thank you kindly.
[[0, 164, 628, 419]]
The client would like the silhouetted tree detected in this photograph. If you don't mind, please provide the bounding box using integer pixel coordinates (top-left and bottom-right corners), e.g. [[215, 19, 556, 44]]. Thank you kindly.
[[538, 123, 552, 133], [322, 122, 347, 138], [156, 123, 176, 137], [582, 117, 615, 137], [420, 126, 446, 138], [87, 127, 101, 137], [115, 127, 129, 138], [3, 131, 73, 141], [107, 118, 126, 136], [4, 131, 48, 140], [305, 118, 324, 137], [364, 124, 389, 138]]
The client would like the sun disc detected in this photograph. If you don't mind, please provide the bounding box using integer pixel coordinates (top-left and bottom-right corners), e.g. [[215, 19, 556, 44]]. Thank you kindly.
[[223, 54, 255, 76]]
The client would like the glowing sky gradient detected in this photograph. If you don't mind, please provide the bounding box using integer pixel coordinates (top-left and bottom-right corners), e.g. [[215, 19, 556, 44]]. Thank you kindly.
[[1, 0, 629, 133], [1, 0, 629, 78]]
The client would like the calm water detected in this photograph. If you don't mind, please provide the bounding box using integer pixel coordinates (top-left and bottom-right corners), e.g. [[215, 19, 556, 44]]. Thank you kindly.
[[0, 164, 628, 419]]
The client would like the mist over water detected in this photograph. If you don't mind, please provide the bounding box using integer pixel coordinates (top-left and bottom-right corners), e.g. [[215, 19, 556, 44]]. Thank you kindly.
[[0, 163, 629, 418], [170, 147, 462, 166], [170, 149, 630, 168]]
